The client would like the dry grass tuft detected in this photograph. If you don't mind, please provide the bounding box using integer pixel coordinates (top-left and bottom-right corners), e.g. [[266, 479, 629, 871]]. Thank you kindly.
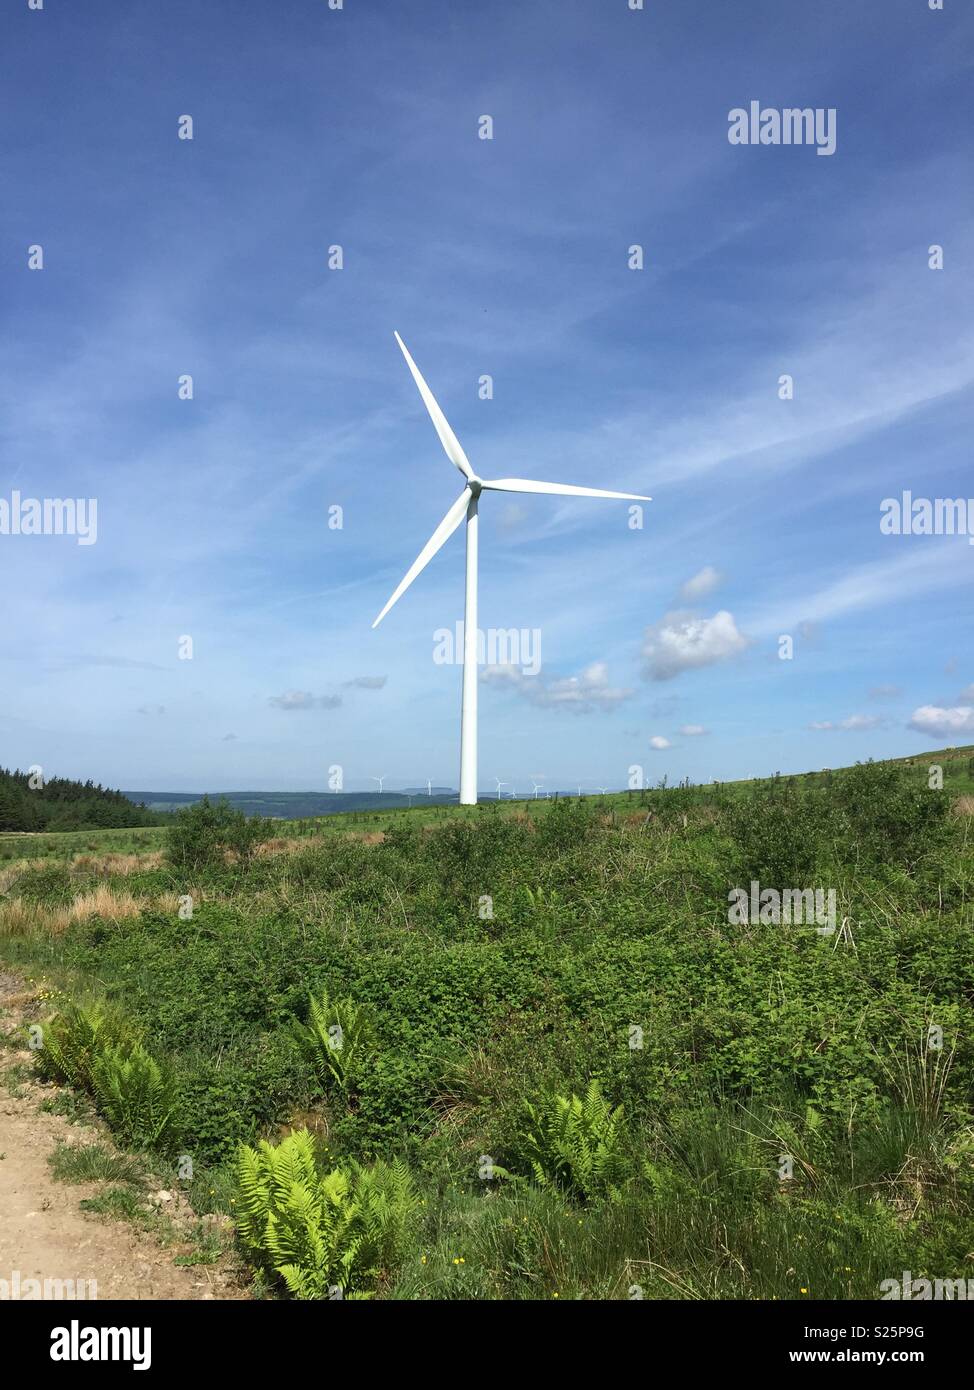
[[0, 886, 181, 937], [70, 850, 164, 875], [952, 796, 974, 817]]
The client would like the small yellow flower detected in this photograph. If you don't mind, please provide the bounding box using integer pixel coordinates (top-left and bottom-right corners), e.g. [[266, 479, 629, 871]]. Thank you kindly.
[[421, 1256, 427, 1265], [800, 1287, 808, 1294]]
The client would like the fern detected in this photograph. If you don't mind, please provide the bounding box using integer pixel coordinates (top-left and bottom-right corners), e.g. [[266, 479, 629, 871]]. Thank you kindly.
[[234, 1130, 419, 1299], [517, 1079, 629, 1201], [292, 989, 373, 1092], [90, 1042, 178, 1150], [35, 1001, 135, 1092]]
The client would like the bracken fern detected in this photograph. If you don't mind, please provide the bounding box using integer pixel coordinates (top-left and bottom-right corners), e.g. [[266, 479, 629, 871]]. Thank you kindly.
[[234, 1128, 418, 1299]]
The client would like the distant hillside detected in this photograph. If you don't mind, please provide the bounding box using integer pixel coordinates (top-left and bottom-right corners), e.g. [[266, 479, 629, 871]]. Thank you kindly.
[[123, 789, 460, 819], [0, 768, 161, 833]]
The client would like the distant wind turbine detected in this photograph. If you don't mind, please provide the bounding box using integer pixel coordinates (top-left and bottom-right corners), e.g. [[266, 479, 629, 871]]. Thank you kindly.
[[493, 778, 507, 801], [370, 775, 387, 794], [531, 780, 545, 800], [372, 333, 651, 805], [426, 778, 432, 797]]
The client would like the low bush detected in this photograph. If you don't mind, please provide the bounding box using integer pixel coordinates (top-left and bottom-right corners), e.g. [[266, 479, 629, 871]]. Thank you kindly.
[[515, 1079, 629, 1201], [292, 988, 374, 1094], [234, 1129, 419, 1299], [165, 796, 273, 872]]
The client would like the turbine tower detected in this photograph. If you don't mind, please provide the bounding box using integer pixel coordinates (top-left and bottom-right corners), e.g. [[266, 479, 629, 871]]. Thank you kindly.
[[370, 775, 387, 794], [372, 333, 651, 806]]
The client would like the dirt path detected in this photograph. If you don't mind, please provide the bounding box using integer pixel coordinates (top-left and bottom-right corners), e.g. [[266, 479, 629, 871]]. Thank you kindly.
[[0, 971, 245, 1300]]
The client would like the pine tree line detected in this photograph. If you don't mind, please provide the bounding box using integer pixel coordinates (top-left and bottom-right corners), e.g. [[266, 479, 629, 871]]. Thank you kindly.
[[0, 767, 163, 832]]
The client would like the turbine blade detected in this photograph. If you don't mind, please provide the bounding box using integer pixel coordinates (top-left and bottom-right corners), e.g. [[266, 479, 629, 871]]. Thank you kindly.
[[372, 489, 470, 629], [394, 332, 474, 480], [481, 477, 651, 501]]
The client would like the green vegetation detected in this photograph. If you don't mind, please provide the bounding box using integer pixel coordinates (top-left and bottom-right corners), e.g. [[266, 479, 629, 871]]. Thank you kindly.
[[1, 752, 972, 1299], [0, 767, 163, 834], [235, 1130, 419, 1299], [164, 795, 274, 871]]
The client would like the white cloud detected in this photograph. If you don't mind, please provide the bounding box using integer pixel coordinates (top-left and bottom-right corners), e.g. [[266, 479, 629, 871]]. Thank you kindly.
[[907, 705, 974, 738], [268, 691, 342, 710], [649, 735, 671, 750], [642, 610, 749, 681], [679, 724, 708, 736], [481, 660, 632, 714], [343, 675, 387, 690], [810, 714, 883, 732], [679, 566, 722, 602]]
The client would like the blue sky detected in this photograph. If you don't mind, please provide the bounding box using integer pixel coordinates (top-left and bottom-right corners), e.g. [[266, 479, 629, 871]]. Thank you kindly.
[[1, 0, 972, 794]]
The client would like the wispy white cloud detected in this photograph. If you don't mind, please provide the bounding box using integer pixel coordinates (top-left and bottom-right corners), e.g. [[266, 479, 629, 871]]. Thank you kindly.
[[679, 567, 722, 602], [810, 714, 884, 732], [481, 660, 632, 714], [268, 691, 343, 711]]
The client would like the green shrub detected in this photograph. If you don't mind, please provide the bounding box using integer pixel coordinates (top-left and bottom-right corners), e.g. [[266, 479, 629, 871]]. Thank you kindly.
[[516, 1079, 629, 1201], [165, 795, 272, 871], [35, 999, 176, 1151], [234, 1129, 419, 1299], [90, 1042, 178, 1150], [292, 988, 373, 1093], [834, 760, 949, 870], [35, 1000, 136, 1092]]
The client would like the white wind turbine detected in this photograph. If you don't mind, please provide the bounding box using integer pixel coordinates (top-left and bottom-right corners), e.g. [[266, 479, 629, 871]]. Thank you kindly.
[[493, 777, 508, 801], [372, 332, 651, 806], [370, 775, 387, 794]]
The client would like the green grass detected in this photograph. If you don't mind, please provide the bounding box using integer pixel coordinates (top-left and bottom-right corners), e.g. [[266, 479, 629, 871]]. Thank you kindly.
[[0, 825, 167, 863], [2, 751, 973, 1299], [48, 1140, 146, 1186]]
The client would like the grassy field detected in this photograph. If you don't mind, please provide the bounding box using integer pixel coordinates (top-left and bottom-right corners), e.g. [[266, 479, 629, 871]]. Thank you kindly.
[[1, 749, 972, 1300]]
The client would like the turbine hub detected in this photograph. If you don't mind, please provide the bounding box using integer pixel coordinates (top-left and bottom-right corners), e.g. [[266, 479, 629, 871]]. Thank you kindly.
[[468, 476, 483, 497]]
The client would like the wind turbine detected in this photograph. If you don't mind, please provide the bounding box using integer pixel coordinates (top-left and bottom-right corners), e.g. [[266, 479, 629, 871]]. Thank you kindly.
[[370, 775, 387, 794], [531, 780, 545, 800], [372, 332, 652, 806], [426, 778, 432, 797], [493, 777, 508, 801]]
